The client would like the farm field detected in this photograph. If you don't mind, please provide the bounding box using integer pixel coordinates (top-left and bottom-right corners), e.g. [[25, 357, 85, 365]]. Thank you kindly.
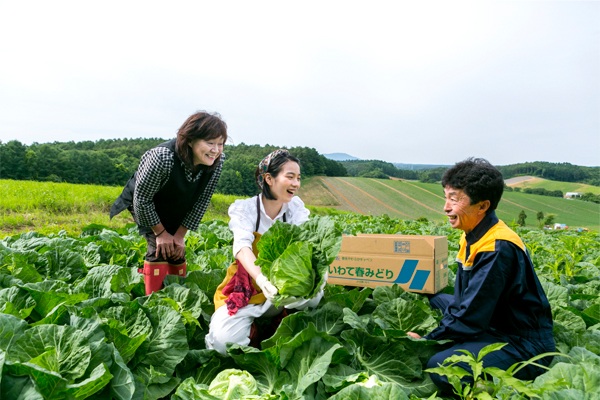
[[305, 178, 600, 231], [1, 211, 599, 399], [506, 176, 600, 195], [0, 180, 343, 236]]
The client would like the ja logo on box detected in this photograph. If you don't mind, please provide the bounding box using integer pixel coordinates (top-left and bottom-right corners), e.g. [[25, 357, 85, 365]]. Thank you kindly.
[[394, 241, 410, 253]]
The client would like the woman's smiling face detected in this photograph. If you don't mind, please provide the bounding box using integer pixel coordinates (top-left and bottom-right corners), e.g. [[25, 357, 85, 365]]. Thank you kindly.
[[189, 136, 224, 166], [265, 161, 301, 203]]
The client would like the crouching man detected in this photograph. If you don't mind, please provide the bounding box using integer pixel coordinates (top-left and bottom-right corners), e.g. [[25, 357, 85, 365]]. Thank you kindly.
[[408, 158, 555, 394]]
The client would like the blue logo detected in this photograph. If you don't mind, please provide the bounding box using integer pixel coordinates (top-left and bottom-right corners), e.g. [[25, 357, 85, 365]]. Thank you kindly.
[[394, 241, 410, 253], [392, 260, 430, 290]]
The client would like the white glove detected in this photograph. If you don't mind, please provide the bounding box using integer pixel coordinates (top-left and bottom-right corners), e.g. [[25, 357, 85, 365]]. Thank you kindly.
[[256, 273, 278, 301], [284, 272, 329, 310]]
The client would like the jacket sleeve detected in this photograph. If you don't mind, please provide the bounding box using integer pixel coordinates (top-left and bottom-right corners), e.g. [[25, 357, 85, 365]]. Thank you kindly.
[[424, 246, 513, 341]]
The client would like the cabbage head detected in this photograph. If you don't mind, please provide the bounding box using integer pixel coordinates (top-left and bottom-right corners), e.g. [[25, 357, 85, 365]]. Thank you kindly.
[[255, 217, 342, 306], [208, 368, 258, 399]]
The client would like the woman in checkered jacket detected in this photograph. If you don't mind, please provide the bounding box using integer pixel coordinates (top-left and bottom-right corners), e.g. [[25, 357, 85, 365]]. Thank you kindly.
[[110, 111, 226, 295]]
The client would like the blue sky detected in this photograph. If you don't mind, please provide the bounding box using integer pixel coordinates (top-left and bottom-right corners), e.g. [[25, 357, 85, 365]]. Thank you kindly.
[[0, 1, 598, 166]]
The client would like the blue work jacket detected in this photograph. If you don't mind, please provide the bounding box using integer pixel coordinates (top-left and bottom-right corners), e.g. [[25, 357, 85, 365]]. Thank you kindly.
[[425, 211, 554, 342]]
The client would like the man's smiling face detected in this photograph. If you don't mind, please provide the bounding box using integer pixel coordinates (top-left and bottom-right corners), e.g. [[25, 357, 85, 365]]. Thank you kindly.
[[443, 186, 487, 233]]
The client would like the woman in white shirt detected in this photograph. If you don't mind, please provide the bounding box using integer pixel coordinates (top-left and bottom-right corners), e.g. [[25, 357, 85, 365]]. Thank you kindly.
[[205, 149, 325, 354]]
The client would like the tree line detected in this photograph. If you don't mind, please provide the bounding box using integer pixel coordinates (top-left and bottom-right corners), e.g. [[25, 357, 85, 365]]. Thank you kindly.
[[496, 162, 599, 186], [341, 160, 599, 187], [0, 140, 347, 196], [504, 187, 564, 197]]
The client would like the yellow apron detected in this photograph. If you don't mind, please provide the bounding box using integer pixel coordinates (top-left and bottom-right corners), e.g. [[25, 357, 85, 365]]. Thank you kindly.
[[213, 195, 287, 311], [213, 232, 266, 310]]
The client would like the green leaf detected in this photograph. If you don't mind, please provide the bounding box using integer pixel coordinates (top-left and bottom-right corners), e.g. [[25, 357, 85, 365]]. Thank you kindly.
[[175, 349, 238, 385], [132, 305, 188, 376], [22, 280, 88, 320], [328, 382, 409, 400], [261, 302, 346, 349], [326, 287, 373, 313], [533, 362, 600, 393], [131, 364, 181, 400], [5, 360, 69, 400], [283, 336, 343, 399], [0, 286, 36, 319], [8, 324, 91, 381], [0, 374, 45, 400], [228, 345, 289, 395], [341, 329, 435, 397], [185, 269, 227, 300], [171, 377, 218, 400], [110, 266, 143, 295], [372, 298, 438, 336], [73, 265, 123, 299], [343, 308, 372, 332], [0, 313, 28, 351], [66, 363, 113, 399], [269, 241, 315, 302], [555, 307, 587, 334], [106, 342, 136, 400]]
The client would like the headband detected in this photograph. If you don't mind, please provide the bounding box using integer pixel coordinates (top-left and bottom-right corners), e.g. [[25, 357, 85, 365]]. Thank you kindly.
[[256, 149, 289, 189]]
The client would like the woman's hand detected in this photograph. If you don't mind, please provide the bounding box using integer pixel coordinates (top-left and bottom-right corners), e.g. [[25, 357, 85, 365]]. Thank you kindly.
[[255, 273, 278, 301], [172, 226, 188, 260], [155, 231, 176, 259], [407, 332, 421, 339]]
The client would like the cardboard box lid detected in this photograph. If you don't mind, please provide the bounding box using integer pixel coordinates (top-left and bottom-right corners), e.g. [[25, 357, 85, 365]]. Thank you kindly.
[[340, 234, 448, 257]]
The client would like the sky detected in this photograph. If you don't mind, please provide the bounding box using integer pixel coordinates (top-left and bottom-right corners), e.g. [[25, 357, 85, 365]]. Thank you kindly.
[[0, 1, 599, 167]]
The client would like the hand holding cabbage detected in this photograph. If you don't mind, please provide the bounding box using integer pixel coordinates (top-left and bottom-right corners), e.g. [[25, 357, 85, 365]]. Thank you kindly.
[[254, 217, 342, 307]]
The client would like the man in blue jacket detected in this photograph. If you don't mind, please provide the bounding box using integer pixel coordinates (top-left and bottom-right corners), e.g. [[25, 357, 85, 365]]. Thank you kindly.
[[408, 158, 555, 394]]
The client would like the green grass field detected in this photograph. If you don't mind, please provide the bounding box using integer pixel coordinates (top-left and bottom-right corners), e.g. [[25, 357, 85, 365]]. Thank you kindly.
[[0, 179, 345, 236], [508, 176, 600, 195], [301, 177, 600, 231]]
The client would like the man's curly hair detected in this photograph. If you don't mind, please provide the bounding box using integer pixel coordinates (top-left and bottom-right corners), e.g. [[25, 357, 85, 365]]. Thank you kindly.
[[441, 158, 504, 215]]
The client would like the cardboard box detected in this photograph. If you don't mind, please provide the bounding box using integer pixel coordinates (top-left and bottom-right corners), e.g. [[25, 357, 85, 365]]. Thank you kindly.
[[327, 234, 448, 294]]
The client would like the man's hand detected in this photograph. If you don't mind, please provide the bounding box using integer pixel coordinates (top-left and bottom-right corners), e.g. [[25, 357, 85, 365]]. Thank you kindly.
[[407, 332, 421, 339], [155, 231, 176, 259], [255, 273, 278, 301]]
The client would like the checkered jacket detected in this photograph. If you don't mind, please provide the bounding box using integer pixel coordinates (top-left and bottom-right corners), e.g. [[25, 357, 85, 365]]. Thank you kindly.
[[133, 146, 224, 231]]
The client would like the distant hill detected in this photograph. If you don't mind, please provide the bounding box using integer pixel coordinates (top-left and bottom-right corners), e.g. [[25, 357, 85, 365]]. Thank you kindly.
[[297, 176, 600, 231], [322, 153, 360, 161], [393, 163, 452, 171]]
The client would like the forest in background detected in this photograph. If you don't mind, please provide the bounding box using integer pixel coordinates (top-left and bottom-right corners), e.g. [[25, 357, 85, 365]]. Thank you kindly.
[[0, 139, 347, 197], [1, 140, 597, 199], [341, 159, 599, 186]]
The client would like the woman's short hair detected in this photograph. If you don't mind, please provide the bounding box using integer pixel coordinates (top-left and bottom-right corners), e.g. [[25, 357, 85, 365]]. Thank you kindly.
[[255, 153, 301, 200], [175, 111, 228, 171], [441, 158, 504, 214]]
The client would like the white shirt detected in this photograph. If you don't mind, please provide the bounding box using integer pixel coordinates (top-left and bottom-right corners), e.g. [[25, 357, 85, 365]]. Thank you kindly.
[[229, 195, 310, 257]]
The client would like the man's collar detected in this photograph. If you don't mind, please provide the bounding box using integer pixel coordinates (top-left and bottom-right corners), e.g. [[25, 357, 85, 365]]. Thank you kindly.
[[465, 211, 499, 245]]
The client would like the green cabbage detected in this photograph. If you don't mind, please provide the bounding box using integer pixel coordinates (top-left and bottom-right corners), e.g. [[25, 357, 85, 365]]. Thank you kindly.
[[255, 217, 342, 306], [208, 368, 258, 399]]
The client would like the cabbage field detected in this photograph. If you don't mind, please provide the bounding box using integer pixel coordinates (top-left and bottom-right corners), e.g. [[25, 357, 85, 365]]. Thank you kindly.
[[1, 215, 599, 400]]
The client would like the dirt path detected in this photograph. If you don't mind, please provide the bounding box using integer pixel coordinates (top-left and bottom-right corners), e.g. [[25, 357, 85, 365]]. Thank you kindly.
[[333, 178, 415, 219], [319, 178, 364, 214], [505, 176, 536, 186], [370, 179, 445, 215]]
